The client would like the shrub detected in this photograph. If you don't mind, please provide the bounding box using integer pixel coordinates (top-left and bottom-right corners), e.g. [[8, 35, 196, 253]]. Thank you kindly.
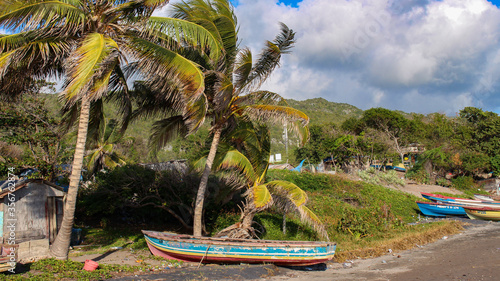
[[435, 177, 451, 187], [491, 155, 500, 176], [451, 176, 475, 191], [406, 168, 430, 184]]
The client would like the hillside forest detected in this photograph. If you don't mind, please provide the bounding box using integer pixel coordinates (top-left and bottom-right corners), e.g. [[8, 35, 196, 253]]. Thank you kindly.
[[2, 86, 499, 188]]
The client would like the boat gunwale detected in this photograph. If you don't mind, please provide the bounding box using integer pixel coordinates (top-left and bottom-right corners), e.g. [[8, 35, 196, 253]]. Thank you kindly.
[[461, 205, 500, 211]]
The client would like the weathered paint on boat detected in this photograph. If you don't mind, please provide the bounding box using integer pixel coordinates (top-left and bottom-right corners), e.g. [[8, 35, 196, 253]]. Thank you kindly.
[[416, 201, 466, 217], [463, 207, 500, 221], [142, 230, 336, 266]]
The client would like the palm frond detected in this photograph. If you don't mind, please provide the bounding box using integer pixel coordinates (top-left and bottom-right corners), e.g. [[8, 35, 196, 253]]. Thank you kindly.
[[125, 36, 205, 100], [266, 180, 308, 207], [62, 33, 118, 103], [217, 149, 257, 182], [296, 205, 329, 240], [0, 32, 71, 78], [183, 93, 208, 132], [0, 0, 84, 32], [149, 115, 189, 152], [233, 47, 252, 90], [250, 184, 272, 209], [192, 156, 207, 172], [242, 104, 309, 127], [236, 90, 288, 107], [145, 17, 222, 61], [242, 23, 295, 92]]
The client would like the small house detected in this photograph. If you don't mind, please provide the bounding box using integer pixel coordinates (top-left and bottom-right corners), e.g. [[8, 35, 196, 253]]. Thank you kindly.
[[0, 179, 65, 260]]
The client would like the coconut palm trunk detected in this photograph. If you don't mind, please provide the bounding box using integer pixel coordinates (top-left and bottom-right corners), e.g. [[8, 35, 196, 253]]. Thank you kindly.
[[50, 97, 90, 259], [193, 128, 222, 236]]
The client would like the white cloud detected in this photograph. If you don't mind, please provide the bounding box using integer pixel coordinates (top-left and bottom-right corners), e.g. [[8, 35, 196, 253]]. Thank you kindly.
[[154, 0, 500, 115], [234, 0, 500, 115]]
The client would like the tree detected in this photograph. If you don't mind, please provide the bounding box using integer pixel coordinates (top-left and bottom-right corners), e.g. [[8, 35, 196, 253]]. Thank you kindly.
[[169, 0, 309, 236], [0, 82, 70, 180], [0, 0, 219, 259], [134, 0, 309, 237], [361, 108, 414, 163], [458, 107, 500, 157], [199, 121, 327, 239]]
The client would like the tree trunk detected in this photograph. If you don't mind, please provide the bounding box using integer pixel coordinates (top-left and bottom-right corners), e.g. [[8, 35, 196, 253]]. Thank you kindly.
[[241, 208, 257, 230], [282, 212, 287, 235], [50, 97, 91, 260], [193, 128, 222, 237]]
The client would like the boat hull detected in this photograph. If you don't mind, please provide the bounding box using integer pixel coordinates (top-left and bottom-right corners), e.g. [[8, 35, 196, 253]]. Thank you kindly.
[[464, 208, 500, 221], [416, 201, 466, 217], [143, 230, 336, 266]]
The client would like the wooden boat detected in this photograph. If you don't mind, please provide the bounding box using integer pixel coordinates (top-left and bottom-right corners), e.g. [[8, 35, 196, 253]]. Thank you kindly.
[[463, 206, 500, 221], [474, 194, 495, 202], [416, 201, 466, 217], [420, 192, 500, 208], [142, 230, 336, 266]]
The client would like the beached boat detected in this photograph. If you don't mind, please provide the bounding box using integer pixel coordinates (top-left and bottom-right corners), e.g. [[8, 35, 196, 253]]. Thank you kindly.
[[463, 206, 500, 221], [420, 192, 500, 208], [416, 201, 466, 217], [142, 230, 336, 266]]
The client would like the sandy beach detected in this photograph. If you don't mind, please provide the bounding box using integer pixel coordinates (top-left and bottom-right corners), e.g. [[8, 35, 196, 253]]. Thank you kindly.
[[70, 218, 498, 281]]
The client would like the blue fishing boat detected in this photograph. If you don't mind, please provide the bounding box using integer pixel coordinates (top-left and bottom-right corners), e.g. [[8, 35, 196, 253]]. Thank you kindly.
[[416, 201, 466, 217], [142, 230, 336, 266]]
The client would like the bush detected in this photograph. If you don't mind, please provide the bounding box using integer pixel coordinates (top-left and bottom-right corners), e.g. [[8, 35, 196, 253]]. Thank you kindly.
[[451, 176, 475, 191], [406, 168, 430, 184], [491, 155, 500, 176], [435, 177, 451, 187], [357, 168, 405, 187]]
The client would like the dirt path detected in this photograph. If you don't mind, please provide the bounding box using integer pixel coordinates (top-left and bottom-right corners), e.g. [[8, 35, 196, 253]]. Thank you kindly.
[[267, 220, 500, 281], [391, 181, 464, 197]]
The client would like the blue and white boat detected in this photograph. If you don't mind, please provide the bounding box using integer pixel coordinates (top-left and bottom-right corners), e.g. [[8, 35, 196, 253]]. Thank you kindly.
[[142, 230, 336, 266], [416, 201, 466, 217]]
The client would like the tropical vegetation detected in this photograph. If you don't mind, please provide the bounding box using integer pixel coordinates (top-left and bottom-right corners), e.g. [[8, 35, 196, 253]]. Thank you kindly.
[[130, 0, 310, 237], [0, 0, 220, 259]]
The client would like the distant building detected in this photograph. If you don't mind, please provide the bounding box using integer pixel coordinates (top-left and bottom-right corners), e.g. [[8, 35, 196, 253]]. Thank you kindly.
[[140, 159, 189, 175]]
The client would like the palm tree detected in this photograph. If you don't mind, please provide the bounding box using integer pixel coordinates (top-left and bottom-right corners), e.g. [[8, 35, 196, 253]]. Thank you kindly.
[[0, 0, 220, 259], [166, 0, 309, 237], [198, 121, 327, 240]]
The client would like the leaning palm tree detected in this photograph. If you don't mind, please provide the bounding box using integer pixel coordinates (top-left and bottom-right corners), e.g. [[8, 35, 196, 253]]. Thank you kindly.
[[166, 0, 309, 237], [197, 121, 327, 240], [0, 0, 220, 259]]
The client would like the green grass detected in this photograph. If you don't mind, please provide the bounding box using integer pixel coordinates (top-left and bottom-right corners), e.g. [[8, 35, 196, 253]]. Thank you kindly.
[[0, 258, 144, 281], [68, 227, 148, 257]]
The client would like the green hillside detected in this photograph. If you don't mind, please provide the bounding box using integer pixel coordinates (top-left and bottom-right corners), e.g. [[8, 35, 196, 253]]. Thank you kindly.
[[41, 95, 362, 164], [286, 97, 363, 125]]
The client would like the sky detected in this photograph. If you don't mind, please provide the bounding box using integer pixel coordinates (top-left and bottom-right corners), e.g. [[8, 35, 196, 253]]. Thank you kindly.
[[159, 0, 500, 116], [2, 1, 498, 116]]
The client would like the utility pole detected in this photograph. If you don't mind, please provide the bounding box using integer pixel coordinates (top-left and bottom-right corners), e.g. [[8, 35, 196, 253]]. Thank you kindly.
[[282, 124, 288, 163]]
